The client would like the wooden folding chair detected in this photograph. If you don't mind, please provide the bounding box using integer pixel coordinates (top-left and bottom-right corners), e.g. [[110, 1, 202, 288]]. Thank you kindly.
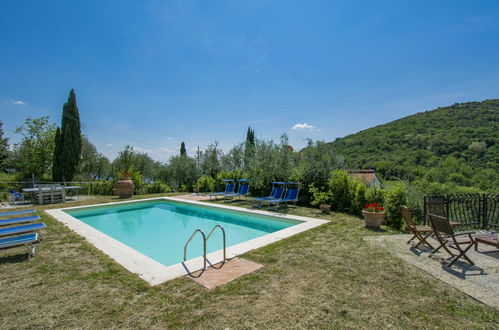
[[400, 206, 434, 249], [428, 214, 475, 267]]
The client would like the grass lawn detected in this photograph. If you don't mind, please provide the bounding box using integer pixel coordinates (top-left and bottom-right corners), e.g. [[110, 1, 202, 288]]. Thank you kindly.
[[1, 194, 498, 328]]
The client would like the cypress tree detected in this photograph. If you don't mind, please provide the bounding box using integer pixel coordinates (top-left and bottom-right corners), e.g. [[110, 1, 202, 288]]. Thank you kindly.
[[55, 89, 82, 181], [180, 142, 187, 156], [244, 126, 255, 168], [246, 126, 255, 146], [52, 127, 63, 181]]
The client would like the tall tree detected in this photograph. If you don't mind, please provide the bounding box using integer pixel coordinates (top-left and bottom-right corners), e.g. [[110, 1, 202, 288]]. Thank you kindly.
[[180, 141, 187, 156], [14, 117, 56, 178], [202, 142, 221, 178], [53, 89, 82, 181], [168, 154, 198, 189], [244, 126, 255, 168], [246, 126, 255, 146], [0, 121, 9, 171], [78, 135, 111, 180]]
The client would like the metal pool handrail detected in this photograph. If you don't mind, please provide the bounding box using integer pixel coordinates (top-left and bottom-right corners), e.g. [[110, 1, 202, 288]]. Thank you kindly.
[[207, 225, 226, 263], [183, 225, 227, 272], [184, 229, 207, 271]]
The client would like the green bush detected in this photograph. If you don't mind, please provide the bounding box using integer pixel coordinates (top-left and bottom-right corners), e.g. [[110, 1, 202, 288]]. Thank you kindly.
[[195, 175, 216, 194], [384, 185, 407, 229], [309, 184, 332, 206], [366, 186, 384, 205], [328, 170, 356, 212], [353, 182, 367, 215], [81, 181, 114, 195], [144, 181, 170, 194]]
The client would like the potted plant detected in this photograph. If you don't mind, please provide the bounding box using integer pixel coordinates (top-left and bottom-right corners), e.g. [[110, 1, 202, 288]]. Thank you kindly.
[[362, 203, 385, 228], [114, 171, 135, 198], [310, 184, 332, 214]]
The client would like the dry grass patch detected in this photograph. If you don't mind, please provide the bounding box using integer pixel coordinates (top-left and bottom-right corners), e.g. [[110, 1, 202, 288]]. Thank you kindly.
[[0, 194, 497, 328]]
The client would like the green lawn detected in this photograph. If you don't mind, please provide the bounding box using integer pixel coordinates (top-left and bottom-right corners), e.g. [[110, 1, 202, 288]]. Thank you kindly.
[[0, 194, 497, 328]]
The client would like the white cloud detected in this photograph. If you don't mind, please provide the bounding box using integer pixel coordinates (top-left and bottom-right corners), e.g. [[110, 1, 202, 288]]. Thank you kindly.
[[134, 147, 153, 153], [292, 123, 317, 131], [159, 147, 176, 153], [105, 143, 113, 147], [12, 100, 26, 105]]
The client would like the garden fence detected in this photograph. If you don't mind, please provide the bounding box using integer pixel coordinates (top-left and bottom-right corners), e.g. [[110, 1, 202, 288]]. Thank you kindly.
[[424, 193, 499, 230]]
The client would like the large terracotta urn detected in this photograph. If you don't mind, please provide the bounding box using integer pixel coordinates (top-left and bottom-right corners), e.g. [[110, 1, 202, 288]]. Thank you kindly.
[[115, 177, 134, 198], [362, 210, 385, 228], [320, 204, 331, 214]]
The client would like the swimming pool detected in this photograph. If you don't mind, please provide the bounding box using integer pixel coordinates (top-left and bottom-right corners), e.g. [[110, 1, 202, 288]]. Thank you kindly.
[[47, 197, 328, 285]]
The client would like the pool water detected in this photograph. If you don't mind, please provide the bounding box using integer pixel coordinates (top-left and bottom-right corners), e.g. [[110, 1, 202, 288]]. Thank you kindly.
[[65, 200, 300, 267]]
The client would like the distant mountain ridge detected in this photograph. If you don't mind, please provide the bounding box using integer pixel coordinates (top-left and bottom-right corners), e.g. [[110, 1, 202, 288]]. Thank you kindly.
[[327, 99, 499, 191]]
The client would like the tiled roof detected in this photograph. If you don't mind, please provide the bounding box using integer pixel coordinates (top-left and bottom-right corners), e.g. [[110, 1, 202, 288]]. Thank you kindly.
[[346, 170, 378, 184]]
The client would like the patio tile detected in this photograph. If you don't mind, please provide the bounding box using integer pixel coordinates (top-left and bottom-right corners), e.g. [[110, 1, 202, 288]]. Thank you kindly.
[[189, 257, 263, 289]]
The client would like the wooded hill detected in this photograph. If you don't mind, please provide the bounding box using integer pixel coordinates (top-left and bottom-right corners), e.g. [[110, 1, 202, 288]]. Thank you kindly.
[[327, 99, 499, 192]]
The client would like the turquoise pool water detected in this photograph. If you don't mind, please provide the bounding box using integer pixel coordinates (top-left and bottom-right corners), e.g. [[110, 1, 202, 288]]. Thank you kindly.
[[65, 200, 300, 267]]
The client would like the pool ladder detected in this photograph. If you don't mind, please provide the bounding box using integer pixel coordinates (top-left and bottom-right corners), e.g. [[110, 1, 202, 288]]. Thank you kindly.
[[183, 225, 226, 271]]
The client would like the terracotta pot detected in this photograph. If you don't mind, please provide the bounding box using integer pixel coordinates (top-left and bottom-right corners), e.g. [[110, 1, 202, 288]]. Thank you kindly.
[[115, 178, 134, 198], [320, 204, 331, 214], [362, 210, 385, 228]]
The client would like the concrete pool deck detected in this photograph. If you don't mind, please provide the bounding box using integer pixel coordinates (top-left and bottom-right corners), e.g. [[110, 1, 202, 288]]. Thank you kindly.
[[365, 234, 499, 310], [46, 197, 328, 286]]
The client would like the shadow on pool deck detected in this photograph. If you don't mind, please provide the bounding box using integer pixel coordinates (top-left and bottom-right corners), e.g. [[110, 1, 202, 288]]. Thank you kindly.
[[365, 234, 499, 310]]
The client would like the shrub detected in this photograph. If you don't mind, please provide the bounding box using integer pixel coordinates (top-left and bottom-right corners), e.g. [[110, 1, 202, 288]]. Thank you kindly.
[[81, 181, 114, 195], [328, 170, 356, 212], [384, 184, 407, 229], [353, 182, 367, 215], [366, 186, 384, 205], [309, 184, 332, 206], [144, 181, 170, 194], [195, 175, 216, 194]]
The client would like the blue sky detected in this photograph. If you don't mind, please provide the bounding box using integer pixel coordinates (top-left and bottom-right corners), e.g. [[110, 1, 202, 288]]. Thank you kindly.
[[1, 0, 498, 162]]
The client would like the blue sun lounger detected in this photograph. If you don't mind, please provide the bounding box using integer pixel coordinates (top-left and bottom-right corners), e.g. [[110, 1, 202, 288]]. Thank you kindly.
[[0, 222, 46, 238], [0, 209, 36, 217], [224, 179, 250, 202], [0, 215, 40, 227], [0, 233, 39, 256], [266, 184, 300, 209], [252, 182, 286, 208], [209, 179, 235, 200]]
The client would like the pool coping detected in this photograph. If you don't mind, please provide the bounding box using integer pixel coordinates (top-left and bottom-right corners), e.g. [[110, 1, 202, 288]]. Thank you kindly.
[[45, 197, 329, 285]]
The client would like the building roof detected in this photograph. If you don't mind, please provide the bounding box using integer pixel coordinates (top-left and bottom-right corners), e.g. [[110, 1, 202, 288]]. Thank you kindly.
[[346, 169, 379, 184]]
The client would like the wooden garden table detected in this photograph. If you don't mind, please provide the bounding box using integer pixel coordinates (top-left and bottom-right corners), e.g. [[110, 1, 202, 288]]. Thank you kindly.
[[474, 234, 499, 252]]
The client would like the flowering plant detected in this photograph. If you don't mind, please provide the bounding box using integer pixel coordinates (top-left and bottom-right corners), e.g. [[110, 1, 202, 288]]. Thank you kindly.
[[121, 171, 131, 178], [364, 203, 385, 213]]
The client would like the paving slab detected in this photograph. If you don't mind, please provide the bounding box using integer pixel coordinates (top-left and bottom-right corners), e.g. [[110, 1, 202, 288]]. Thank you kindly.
[[189, 257, 263, 289], [364, 234, 499, 310], [175, 194, 213, 201]]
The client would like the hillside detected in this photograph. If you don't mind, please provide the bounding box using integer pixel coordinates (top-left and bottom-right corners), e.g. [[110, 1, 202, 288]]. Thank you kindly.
[[328, 99, 499, 192]]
